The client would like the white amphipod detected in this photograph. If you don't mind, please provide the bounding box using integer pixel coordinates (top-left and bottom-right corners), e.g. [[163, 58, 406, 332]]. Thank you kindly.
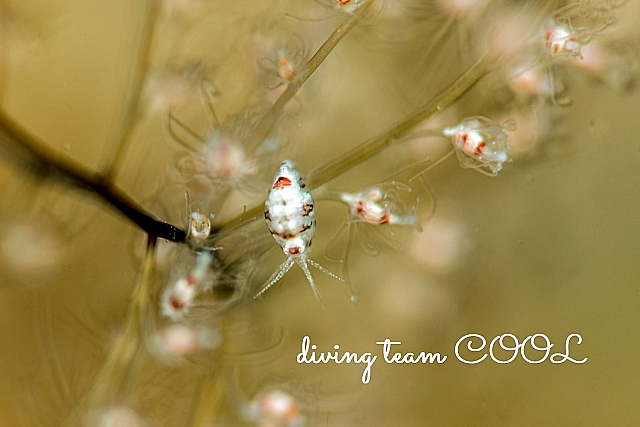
[[257, 160, 344, 302]]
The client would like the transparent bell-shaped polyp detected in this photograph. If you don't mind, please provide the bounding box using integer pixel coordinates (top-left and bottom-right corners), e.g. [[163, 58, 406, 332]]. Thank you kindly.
[[316, 0, 370, 15], [199, 131, 256, 184], [149, 323, 221, 362], [542, 2, 614, 59], [246, 388, 305, 427], [339, 182, 420, 229], [443, 116, 516, 176], [257, 34, 306, 86], [160, 249, 216, 322]]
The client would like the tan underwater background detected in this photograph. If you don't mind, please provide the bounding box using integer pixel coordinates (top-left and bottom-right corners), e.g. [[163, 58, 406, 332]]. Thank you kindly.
[[1, 0, 640, 426]]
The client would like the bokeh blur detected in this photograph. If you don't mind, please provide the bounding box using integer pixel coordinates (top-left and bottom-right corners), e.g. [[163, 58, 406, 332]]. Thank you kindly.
[[1, 0, 640, 426]]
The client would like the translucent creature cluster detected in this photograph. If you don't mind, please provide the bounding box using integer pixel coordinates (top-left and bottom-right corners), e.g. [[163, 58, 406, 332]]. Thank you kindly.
[[2, 0, 639, 425], [503, 0, 634, 104], [127, 0, 639, 424], [148, 1, 638, 421]]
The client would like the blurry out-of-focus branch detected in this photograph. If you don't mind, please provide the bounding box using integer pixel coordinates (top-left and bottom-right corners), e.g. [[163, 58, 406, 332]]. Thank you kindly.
[[245, 7, 367, 154], [0, 108, 186, 242], [63, 234, 158, 426], [102, 1, 160, 183], [306, 52, 492, 186]]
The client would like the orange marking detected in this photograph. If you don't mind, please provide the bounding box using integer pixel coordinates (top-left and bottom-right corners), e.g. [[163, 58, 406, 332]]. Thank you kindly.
[[278, 58, 296, 81], [273, 176, 292, 189], [284, 405, 301, 421]]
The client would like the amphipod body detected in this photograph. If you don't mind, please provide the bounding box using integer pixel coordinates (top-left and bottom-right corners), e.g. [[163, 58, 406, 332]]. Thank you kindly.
[[265, 160, 315, 256], [258, 160, 343, 302]]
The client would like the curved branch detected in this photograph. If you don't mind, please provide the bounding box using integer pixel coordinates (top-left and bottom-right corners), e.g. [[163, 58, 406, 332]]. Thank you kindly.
[[217, 53, 493, 232], [245, 10, 365, 154], [0, 108, 186, 242]]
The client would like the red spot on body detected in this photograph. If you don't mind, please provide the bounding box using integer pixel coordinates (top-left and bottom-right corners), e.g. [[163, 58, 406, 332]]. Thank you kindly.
[[380, 213, 391, 224], [273, 176, 292, 189], [545, 30, 553, 49], [169, 296, 185, 310], [185, 275, 197, 287], [475, 142, 486, 156], [288, 246, 301, 255], [278, 58, 296, 81]]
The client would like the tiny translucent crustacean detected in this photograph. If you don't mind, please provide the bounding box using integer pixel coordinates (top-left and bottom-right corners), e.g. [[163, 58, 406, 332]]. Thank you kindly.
[[276, 47, 298, 82], [188, 211, 212, 244], [443, 116, 516, 176], [258, 160, 344, 303], [247, 389, 304, 427], [317, 0, 368, 15], [545, 24, 583, 58], [150, 323, 220, 361], [257, 34, 306, 90], [161, 249, 215, 321], [183, 193, 220, 249], [339, 183, 421, 229], [508, 62, 556, 100], [320, 182, 423, 296], [542, 3, 613, 60]]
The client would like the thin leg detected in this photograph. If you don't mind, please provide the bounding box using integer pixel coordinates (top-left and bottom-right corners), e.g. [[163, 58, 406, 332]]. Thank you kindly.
[[296, 256, 324, 305], [253, 257, 295, 299], [323, 220, 349, 262], [308, 258, 345, 283]]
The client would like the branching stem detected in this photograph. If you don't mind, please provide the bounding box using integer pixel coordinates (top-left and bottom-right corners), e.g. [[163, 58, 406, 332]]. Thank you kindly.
[[62, 235, 157, 425], [0, 109, 186, 242], [102, 1, 160, 183], [245, 9, 365, 154], [217, 53, 493, 232]]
